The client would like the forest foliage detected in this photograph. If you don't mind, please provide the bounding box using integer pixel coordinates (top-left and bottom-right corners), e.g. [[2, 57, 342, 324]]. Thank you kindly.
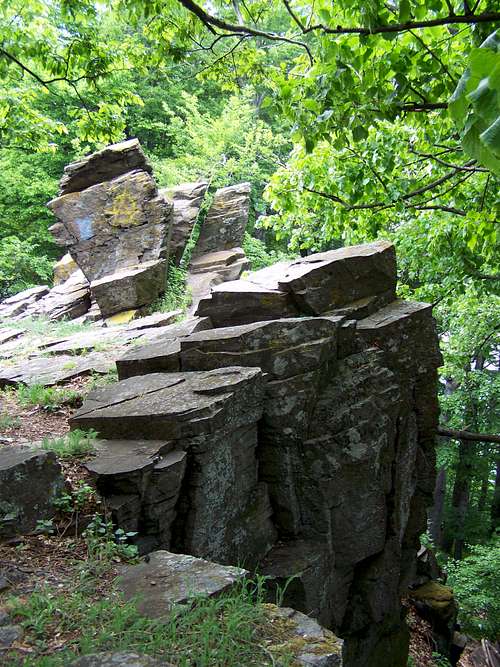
[[0, 0, 499, 641]]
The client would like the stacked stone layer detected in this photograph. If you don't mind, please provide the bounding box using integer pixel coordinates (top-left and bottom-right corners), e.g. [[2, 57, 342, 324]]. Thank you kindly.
[[70, 240, 442, 667]]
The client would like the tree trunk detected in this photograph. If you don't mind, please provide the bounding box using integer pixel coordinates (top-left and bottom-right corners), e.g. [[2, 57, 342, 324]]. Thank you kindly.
[[429, 465, 447, 548], [451, 439, 472, 560], [492, 458, 500, 535]]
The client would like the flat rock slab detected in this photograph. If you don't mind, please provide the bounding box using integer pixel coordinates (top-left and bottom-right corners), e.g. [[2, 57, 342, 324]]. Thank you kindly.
[[58, 138, 152, 196], [121, 311, 182, 331], [70, 367, 264, 439], [0, 448, 64, 539], [194, 183, 251, 255], [190, 247, 247, 274], [23, 270, 90, 322], [0, 352, 114, 387], [118, 550, 247, 618], [116, 316, 213, 380], [84, 440, 172, 478], [0, 285, 50, 319], [69, 652, 172, 667]]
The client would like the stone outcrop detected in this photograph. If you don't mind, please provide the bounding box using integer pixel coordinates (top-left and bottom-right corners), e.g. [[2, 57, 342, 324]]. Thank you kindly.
[[46, 139, 172, 318], [183, 183, 252, 311], [49, 170, 171, 283], [70, 240, 442, 667], [0, 141, 255, 325], [71, 367, 276, 563], [159, 181, 209, 264], [0, 448, 64, 538], [193, 182, 251, 256]]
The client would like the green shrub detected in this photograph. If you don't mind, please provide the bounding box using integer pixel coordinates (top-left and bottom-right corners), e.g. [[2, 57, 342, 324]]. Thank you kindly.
[[242, 233, 294, 271], [41, 429, 98, 459], [150, 264, 191, 314], [446, 538, 500, 640]]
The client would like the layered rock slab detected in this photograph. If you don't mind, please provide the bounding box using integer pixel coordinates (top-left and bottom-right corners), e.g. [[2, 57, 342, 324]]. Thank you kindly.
[[195, 241, 396, 326], [71, 367, 276, 564], [0, 286, 49, 319], [58, 138, 152, 196]]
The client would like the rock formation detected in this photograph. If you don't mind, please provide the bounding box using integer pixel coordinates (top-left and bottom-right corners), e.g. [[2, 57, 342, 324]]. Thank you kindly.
[[187, 183, 252, 311], [159, 181, 209, 264], [68, 239, 442, 667], [47, 139, 172, 318], [193, 182, 251, 255]]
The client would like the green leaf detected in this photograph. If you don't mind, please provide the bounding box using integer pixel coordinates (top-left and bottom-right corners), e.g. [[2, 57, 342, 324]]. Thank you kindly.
[[399, 0, 411, 23], [480, 116, 500, 159], [352, 125, 369, 141]]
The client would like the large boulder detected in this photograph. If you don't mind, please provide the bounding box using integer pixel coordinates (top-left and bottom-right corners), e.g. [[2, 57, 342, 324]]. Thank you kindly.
[[0, 448, 64, 538], [49, 170, 171, 283], [193, 182, 251, 255]]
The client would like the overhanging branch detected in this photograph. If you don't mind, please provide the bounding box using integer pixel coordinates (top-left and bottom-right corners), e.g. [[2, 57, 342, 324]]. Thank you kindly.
[[438, 427, 500, 445]]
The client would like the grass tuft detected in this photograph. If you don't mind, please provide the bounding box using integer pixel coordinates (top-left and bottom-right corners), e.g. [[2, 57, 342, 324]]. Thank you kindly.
[[16, 383, 81, 411], [41, 429, 98, 459]]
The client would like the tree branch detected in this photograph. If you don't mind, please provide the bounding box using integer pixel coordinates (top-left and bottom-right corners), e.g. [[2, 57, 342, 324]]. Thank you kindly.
[[300, 12, 500, 35], [415, 205, 466, 216], [175, 0, 314, 63], [438, 427, 500, 444]]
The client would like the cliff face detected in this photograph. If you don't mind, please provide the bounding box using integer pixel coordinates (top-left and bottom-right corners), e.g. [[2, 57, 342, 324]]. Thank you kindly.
[[71, 240, 443, 667]]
